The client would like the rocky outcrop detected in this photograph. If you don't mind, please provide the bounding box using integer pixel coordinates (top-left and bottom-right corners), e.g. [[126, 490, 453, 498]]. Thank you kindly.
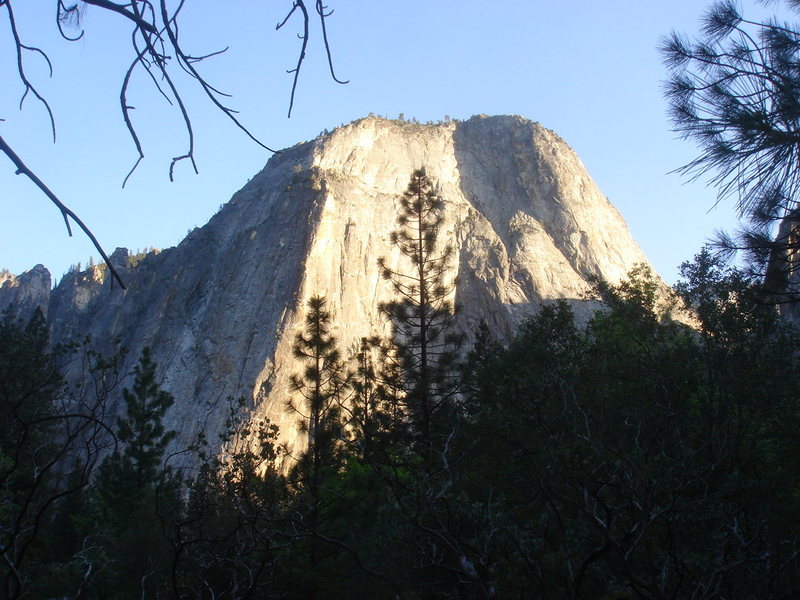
[[2, 115, 657, 462], [0, 264, 51, 322], [48, 247, 143, 343]]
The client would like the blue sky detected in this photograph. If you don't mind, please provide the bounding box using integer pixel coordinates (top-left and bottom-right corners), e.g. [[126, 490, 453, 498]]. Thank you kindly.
[[0, 1, 791, 284]]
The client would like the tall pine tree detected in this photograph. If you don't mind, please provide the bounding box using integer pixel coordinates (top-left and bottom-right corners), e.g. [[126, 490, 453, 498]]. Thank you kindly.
[[286, 295, 349, 598], [378, 168, 462, 460], [371, 170, 496, 597]]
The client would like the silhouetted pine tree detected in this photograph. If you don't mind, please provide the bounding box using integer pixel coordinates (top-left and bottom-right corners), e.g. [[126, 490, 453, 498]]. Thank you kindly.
[[286, 295, 349, 598], [369, 170, 500, 598], [378, 168, 463, 461], [91, 348, 179, 599], [288, 296, 348, 495], [342, 336, 400, 460]]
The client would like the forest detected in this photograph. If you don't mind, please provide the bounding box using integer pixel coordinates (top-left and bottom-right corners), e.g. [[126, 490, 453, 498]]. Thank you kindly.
[[4, 1, 800, 598], [2, 169, 800, 599]]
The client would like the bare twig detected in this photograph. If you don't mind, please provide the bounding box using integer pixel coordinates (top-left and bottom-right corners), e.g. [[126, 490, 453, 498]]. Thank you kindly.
[[5, 1, 56, 141], [277, 1, 310, 118], [278, 1, 347, 117], [316, 1, 349, 85], [81, 0, 158, 34]]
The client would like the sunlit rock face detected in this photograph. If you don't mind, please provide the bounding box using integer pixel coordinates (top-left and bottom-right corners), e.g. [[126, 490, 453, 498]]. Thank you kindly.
[[1, 115, 655, 462], [0, 264, 51, 322]]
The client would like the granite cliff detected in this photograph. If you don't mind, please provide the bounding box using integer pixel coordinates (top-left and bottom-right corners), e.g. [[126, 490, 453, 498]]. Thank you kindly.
[[1, 115, 656, 459], [0, 264, 51, 323]]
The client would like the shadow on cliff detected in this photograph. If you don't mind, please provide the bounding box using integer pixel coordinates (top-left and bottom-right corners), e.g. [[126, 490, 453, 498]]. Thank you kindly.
[[451, 117, 601, 345]]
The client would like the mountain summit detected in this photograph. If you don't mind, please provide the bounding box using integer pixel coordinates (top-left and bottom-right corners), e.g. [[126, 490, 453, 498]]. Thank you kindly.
[[2, 115, 655, 456]]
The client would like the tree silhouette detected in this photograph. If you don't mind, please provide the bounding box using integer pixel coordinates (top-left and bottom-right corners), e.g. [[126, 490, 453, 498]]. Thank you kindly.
[[286, 295, 349, 596], [378, 168, 462, 459], [663, 1, 800, 301], [91, 347, 179, 598]]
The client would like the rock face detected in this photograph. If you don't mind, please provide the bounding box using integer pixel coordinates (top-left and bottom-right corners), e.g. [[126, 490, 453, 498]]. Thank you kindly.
[[1, 115, 655, 460], [0, 264, 51, 322]]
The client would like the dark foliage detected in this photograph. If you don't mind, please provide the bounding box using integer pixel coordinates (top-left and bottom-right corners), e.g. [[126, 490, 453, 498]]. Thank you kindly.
[[465, 261, 800, 598], [0, 309, 121, 599], [175, 400, 288, 599], [663, 1, 800, 300], [4, 255, 799, 598]]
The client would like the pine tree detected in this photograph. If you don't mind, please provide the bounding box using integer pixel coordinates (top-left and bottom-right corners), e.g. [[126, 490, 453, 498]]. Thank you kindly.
[[94, 347, 176, 521], [288, 296, 348, 493], [92, 347, 179, 598], [369, 170, 497, 597], [378, 168, 462, 460], [344, 336, 401, 460], [287, 295, 349, 598], [663, 2, 800, 300]]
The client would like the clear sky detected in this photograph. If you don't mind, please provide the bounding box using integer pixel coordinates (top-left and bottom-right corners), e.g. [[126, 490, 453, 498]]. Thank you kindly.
[[0, 1, 791, 285]]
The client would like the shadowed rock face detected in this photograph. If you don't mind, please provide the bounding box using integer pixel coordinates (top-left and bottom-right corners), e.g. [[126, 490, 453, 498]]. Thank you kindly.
[[0, 115, 654, 461]]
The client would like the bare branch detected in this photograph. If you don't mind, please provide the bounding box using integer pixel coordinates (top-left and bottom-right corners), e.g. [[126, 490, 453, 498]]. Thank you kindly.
[[0, 135, 126, 289], [316, 1, 348, 85], [81, 0, 158, 34], [4, 1, 56, 141], [277, 0, 310, 118], [4, 1, 346, 287]]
